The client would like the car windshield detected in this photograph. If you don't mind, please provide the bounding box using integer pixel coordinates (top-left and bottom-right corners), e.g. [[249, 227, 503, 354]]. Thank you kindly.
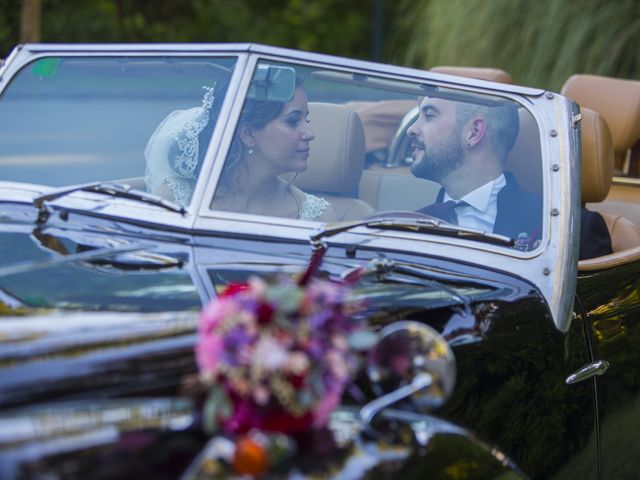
[[210, 60, 544, 251], [0, 55, 236, 209], [0, 51, 546, 253]]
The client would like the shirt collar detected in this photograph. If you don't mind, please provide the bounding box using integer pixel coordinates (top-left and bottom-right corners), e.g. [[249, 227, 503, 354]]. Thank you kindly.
[[443, 173, 506, 213]]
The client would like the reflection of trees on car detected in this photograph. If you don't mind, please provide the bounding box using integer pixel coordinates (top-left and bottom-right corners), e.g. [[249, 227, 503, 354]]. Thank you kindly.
[[363, 283, 595, 478]]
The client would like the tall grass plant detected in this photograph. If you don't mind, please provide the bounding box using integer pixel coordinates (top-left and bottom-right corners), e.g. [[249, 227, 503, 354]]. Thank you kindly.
[[389, 0, 639, 91]]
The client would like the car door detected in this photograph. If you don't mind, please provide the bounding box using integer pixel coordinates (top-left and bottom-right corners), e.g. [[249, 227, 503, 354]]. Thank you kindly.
[[576, 259, 640, 478]]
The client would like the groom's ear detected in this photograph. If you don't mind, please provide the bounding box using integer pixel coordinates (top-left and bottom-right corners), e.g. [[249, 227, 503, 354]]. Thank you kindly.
[[239, 124, 255, 148], [466, 117, 486, 148]]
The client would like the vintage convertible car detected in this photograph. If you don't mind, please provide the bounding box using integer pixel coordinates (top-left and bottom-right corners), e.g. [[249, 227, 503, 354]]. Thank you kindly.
[[0, 43, 639, 479]]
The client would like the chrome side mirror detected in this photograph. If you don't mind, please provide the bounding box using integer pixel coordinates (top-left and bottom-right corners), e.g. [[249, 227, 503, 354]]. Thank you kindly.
[[360, 321, 456, 426]]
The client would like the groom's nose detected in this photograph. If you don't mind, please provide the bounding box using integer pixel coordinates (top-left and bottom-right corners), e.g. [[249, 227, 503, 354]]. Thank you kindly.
[[407, 119, 420, 137]]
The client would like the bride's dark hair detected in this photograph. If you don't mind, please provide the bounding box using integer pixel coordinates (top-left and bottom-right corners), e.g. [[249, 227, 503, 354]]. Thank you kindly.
[[215, 77, 304, 198]]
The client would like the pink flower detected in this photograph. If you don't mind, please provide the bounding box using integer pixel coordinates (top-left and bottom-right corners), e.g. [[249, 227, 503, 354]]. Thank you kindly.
[[195, 333, 223, 376], [199, 297, 239, 333], [326, 349, 350, 381], [312, 385, 343, 427], [331, 334, 349, 352], [248, 276, 268, 299], [253, 385, 270, 406]]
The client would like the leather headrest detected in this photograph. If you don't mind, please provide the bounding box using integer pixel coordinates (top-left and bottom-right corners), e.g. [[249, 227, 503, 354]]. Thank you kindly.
[[291, 102, 365, 194], [342, 100, 415, 152], [430, 66, 513, 84], [581, 108, 614, 203], [562, 74, 640, 156]]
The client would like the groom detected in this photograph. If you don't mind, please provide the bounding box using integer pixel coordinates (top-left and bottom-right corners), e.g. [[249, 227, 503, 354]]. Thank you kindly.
[[407, 94, 541, 249], [407, 93, 612, 259]]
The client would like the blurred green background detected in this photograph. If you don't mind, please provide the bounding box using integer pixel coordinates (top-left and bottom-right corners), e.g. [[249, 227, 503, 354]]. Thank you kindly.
[[4, 0, 639, 92]]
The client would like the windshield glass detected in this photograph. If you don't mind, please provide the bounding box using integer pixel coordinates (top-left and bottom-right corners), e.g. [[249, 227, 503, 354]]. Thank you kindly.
[[0, 55, 236, 209], [210, 60, 543, 251]]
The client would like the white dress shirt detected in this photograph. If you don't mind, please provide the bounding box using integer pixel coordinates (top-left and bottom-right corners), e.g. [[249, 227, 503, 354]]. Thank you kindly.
[[443, 174, 507, 232]]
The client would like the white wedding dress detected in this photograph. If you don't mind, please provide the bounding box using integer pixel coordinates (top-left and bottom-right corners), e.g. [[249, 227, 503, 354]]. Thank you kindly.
[[299, 193, 330, 221]]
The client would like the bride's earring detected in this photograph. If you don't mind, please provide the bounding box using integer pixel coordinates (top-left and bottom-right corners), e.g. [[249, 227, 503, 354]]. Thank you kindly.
[[248, 148, 254, 155]]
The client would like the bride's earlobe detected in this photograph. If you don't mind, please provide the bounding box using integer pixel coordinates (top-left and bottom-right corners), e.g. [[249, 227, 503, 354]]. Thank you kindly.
[[239, 124, 256, 151]]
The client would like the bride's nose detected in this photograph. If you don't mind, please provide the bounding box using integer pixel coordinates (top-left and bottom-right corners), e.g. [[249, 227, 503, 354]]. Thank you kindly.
[[301, 124, 315, 142]]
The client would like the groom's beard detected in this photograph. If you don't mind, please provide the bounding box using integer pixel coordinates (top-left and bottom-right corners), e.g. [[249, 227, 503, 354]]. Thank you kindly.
[[410, 132, 465, 183]]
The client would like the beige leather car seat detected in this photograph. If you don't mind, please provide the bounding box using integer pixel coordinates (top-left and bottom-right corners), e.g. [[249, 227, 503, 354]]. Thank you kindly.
[[562, 75, 640, 253], [580, 107, 640, 253], [562, 74, 640, 173], [291, 102, 374, 221], [429, 66, 513, 84]]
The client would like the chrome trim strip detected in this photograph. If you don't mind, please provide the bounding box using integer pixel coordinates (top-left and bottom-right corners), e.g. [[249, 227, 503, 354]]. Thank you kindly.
[[194, 54, 258, 215], [547, 98, 581, 332], [10, 42, 546, 96]]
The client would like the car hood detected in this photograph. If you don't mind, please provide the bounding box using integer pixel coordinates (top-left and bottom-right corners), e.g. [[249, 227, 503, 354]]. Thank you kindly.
[[0, 219, 551, 411]]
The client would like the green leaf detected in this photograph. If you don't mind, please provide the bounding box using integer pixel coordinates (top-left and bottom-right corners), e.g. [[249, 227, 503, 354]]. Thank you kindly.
[[348, 329, 378, 350], [202, 386, 232, 435], [266, 285, 304, 314]]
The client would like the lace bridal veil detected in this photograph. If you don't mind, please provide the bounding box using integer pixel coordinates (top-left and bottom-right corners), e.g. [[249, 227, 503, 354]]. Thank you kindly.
[[144, 85, 216, 208]]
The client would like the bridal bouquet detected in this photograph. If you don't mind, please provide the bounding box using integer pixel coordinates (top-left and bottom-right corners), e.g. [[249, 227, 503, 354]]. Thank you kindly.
[[195, 275, 371, 436]]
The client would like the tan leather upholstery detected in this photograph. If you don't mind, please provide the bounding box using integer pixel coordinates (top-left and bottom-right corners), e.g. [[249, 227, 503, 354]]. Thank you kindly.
[[578, 245, 640, 271], [589, 184, 640, 225], [565, 74, 640, 261], [601, 212, 640, 252], [580, 108, 615, 203], [577, 107, 640, 259], [430, 66, 513, 84], [562, 74, 640, 166], [291, 102, 374, 220], [343, 100, 416, 153]]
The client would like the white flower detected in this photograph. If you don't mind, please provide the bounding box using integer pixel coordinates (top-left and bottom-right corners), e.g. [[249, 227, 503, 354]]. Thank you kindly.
[[254, 336, 288, 370], [287, 351, 310, 374]]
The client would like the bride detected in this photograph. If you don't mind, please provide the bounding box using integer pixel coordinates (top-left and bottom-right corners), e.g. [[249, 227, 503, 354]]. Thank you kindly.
[[144, 78, 335, 222], [212, 81, 335, 221]]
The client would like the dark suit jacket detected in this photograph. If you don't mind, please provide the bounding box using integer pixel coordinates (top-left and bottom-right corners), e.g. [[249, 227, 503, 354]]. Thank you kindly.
[[420, 173, 612, 258], [580, 208, 613, 260], [425, 173, 542, 247]]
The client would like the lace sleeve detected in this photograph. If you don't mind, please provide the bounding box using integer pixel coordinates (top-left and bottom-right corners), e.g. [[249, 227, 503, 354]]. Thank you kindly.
[[299, 194, 330, 221]]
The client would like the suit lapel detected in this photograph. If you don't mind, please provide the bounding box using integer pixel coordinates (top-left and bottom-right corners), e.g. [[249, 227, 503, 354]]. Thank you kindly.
[[494, 173, 542, 242]]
